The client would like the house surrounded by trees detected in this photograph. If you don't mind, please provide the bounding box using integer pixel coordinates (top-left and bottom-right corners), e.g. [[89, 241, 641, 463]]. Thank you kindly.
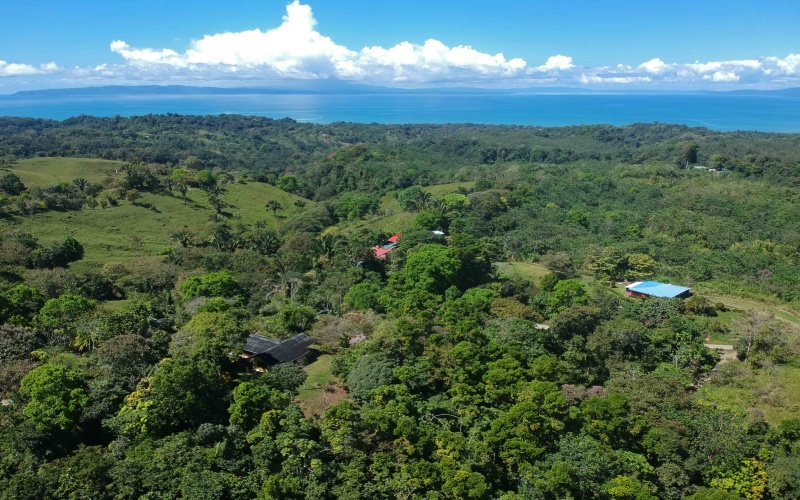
[[241, 333, 314, 368], [625, 280, 692, 299]]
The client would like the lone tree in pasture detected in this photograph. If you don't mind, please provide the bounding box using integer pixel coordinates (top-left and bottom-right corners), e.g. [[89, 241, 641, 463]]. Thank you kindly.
[[207, 192, 227, 215], [125, 189, 140, 205], [129, 234, 143, 256], [171, 167, 191, 204], [265, 200, 284, 216]]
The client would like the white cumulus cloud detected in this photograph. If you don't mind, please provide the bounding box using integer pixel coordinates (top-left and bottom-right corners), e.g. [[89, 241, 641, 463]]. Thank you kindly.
[[536, 55, 574, 71], [3, 1, 800, 90], [107, 0, 528, 83], [639, 58, 670, 74], [580, 74, 651, 85], [92, 3, 800, 88], [0, 60, 59, 76], [711, 71, 739, 82], [765, 53, 800, 74]]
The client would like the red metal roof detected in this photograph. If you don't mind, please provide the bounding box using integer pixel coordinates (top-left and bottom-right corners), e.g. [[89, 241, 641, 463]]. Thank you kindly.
[[387, 233, 402, 243], [372, 246, 393, 259]]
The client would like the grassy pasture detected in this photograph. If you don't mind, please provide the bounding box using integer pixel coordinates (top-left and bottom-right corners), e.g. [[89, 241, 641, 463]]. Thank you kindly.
[[7, 158, 124, 187], [699, 292, 800, 324], [335, 210, 416, 236], [495, 261, 551, 284], [1, 158, 314, 268], [698, 362, 800, 426]]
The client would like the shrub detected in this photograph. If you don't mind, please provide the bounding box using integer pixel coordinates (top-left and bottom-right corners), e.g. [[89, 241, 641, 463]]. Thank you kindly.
[[26, 236, 84, 269], [181, 271, 244, 300], [346, 354, 395, 400], [412, 209, 448, 231]]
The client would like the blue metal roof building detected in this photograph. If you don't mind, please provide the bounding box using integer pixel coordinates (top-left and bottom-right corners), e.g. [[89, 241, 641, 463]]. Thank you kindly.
[[625, 281, 691, 299]]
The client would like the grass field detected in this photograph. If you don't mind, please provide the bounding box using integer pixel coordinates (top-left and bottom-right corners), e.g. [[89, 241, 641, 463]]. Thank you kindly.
[[1, 158, 314, 268], [7, 158, 125, 187], [494, 261, 551, 284], [341, 181, 478, 235], [698, 362, 800, 426], [335, 210, 416, 235], [699, 292, 800, 324], [296, 354, 346, 418], [698, 309, 747, 344]]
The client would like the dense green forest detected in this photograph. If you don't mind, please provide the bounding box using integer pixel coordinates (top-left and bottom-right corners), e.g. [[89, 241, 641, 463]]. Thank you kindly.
[[1, 116, 799, 499]]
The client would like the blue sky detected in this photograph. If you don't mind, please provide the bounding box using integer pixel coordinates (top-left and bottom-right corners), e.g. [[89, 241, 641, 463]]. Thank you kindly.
[[1, 0, 798, 91]]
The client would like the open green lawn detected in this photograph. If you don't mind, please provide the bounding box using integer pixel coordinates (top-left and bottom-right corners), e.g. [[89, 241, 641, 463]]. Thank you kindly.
[[335, 210, 416, 236], [495, 261, 551, 284], [378, 192, 402, 212], [7, 158, 124, 187], [698, 362, 800, 426], [98, 299, 134, 314], [296, 354, 347, 418]]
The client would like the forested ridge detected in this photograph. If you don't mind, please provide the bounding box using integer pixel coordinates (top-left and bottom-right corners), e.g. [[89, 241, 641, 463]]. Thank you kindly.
[[0, 116, 799, 499], [1, 116, 799, 186]]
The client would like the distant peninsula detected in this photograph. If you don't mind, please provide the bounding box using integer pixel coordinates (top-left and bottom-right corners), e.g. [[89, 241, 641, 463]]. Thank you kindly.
[[12, 84, 800, 98]]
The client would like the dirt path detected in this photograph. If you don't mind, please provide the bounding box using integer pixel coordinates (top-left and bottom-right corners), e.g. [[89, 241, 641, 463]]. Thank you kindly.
[[704, 343, 737, 362]]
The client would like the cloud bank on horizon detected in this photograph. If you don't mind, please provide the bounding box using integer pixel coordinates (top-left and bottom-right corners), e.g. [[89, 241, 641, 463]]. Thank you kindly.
[[3, 1, 800, 89]]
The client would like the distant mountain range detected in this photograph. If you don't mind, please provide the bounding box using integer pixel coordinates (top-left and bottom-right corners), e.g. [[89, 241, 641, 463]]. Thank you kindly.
[[12, 84, 800, 98], [725, 87, 800, 96]]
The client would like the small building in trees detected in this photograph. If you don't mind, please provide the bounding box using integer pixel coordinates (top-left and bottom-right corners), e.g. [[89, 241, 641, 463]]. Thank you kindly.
[[372, 233, 402, 259], [242, 333, 314, 368], [625, 280, 691, 299], [372, 246, 393, 259]]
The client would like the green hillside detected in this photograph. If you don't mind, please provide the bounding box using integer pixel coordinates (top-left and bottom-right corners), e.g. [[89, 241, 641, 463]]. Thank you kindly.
[[2, 118, 800, 499], [1, 158, 313, 268]]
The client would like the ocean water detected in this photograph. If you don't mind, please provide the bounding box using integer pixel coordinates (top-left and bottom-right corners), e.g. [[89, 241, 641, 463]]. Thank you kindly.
[[0, 92, 798, 132]]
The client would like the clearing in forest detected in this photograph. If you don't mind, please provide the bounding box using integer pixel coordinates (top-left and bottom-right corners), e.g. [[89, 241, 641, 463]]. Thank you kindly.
[[296, 354, 346, 418]]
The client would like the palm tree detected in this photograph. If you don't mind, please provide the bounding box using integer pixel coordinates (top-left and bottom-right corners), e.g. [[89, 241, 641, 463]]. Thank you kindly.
[[210, 224, 233, 251], [74, 322, 102, 352], [171, 229, 195, 248], [253, 228, 280, 255], [265, 200, 284, 216], [418, 191, 434, 210], [208, 184, 227, 196], [208, 192, 228, 215], [72, 178, 89, 193], [319, 233, 340, 261]]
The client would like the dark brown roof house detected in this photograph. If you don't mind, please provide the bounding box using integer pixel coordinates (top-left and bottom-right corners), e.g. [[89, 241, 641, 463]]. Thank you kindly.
[[242, 333, 314, 369]]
